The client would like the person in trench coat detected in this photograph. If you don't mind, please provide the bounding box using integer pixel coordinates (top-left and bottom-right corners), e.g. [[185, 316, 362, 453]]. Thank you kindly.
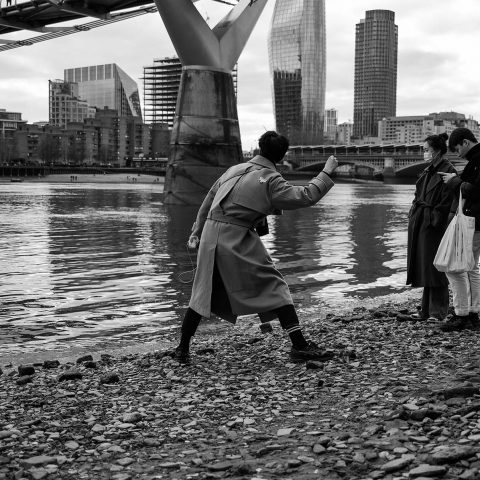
[[402, 132, 456, 322], [174, 131, 338, 364]]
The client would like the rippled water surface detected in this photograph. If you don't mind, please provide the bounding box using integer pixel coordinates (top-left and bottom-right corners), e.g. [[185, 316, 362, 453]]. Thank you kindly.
[[0, 181, 415, 355]]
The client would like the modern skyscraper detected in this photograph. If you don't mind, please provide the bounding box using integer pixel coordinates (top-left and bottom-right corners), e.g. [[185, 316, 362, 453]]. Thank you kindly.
[[268, 0, 326, 145], [324, 108, 338, 143], [142, 57, 238, 128], [64, 63, 142, 119], [353, 10, 398, 140]]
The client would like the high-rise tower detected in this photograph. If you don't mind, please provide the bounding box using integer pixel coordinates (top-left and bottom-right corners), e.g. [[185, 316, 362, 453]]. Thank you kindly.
[[353, 10, 398, 140], [268, 0, 326, 145]]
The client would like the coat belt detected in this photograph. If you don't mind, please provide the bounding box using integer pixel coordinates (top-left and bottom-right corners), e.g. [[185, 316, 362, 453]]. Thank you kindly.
[[207, 212, 254, 229]]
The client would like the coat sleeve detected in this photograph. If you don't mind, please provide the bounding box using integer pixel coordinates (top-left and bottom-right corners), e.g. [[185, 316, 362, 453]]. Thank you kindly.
[[191, 178, 221, 238], [462, 179, 480, 202], [268, 171, 334, 210], [431, 166, 457, 229]]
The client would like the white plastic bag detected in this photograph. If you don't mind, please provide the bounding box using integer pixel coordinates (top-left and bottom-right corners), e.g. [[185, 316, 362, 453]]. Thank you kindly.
[[434, 189, 476, 273]]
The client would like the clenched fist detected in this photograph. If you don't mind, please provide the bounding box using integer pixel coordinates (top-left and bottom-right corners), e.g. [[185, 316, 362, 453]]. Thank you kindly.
[[324, 155, 338, 176]]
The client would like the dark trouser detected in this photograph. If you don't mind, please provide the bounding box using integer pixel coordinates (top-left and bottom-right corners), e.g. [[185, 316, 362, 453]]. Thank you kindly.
[[421, 286, 449, 320], [179, 303, 304, 350]]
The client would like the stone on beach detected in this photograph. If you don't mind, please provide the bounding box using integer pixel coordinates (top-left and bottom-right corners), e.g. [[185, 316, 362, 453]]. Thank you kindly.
[[17, 364, 35, 376]]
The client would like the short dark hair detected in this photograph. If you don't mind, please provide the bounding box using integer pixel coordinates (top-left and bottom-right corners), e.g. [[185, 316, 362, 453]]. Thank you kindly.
[[424, 132, 448, 155], [258, 131, 289, 163], [448, 127, 478, 152]]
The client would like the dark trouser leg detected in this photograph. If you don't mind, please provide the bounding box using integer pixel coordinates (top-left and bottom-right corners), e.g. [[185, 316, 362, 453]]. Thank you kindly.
[[178, 307, 202, 352], [273, 304, 308, 349], [422, 286, 449, 320], [421, 288, 429, 318]]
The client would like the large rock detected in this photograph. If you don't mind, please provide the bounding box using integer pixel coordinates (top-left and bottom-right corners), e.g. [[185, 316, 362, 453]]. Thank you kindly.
[[441, 387, 480, 399], [18, 364, 35, 376], [408, 464, 447, 478], [76, 355, 94, 364], [43, 360, 60, 369], [57, 370, 82, 382], [429, 446, 477, 464], [20, 455, 57, 467], [382, 456, 414, 473], [100, 372, 120, 384]]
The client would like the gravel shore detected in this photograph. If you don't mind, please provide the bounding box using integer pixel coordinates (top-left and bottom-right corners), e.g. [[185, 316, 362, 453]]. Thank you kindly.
[[2, 302, 480, 480]]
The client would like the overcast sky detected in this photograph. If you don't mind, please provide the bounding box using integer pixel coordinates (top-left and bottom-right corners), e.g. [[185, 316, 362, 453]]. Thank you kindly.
[[0, 0, 479, 150]]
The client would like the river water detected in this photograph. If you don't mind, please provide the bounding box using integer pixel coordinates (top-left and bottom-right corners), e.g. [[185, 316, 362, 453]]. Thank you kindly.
[[0, 180, 416, 357]]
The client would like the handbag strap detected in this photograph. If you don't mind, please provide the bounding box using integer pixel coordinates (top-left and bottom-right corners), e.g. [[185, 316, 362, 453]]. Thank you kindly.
[[458, 188, 465, 217]]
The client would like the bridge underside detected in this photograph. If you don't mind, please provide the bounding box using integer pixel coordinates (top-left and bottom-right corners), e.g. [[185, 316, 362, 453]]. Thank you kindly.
[[0, 0, 154, 36], [0, 0, 237, 50]]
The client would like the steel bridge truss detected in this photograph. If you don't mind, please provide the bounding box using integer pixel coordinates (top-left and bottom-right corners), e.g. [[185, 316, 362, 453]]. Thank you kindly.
[[0, 0, 239, 52]]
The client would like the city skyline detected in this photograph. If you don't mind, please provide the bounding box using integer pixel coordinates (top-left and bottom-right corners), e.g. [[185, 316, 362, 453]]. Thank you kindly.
[[1, 0, 480, 149]]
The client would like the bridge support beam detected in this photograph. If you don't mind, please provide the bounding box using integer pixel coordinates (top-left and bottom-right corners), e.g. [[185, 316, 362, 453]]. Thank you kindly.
[[382, 156, 395, 178], [165, 66, 241, 204], [154, 0, 268, 205]]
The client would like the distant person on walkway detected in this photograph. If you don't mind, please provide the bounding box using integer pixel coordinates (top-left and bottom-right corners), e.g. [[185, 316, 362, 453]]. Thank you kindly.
[[437, 127, 480, 331], [174, 131, 338, 364], [398, 133, 456, 323]]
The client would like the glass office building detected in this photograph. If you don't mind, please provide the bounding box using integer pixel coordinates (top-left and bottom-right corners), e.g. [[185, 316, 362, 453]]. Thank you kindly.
[[64, 64, 142, 119], [353, 10, 398, 139], [268, 0, 326, 145]]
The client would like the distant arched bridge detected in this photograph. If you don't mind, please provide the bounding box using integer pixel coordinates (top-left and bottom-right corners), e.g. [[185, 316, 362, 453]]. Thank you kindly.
[[287, 143, 466, 178]]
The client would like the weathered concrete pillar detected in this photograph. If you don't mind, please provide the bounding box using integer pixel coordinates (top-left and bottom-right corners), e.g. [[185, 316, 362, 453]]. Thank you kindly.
[[383, 156, 395, 178], [154, 0, 268, 205], [165, 66, 242, 204]]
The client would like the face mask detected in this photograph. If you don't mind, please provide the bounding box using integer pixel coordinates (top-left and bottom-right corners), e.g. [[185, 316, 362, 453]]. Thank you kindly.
[[424, 151, 433, 162]]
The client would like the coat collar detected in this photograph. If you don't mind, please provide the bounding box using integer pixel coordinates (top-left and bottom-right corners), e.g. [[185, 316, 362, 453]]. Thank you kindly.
[[248, 155, 278, 170], [419, 157, 452, 195], [465, 142, 480, 163]]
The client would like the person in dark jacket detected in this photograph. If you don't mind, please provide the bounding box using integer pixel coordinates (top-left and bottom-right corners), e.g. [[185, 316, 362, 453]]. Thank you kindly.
[[173, 131, 338, 364], [438, 127, 480, 331], [399, 132, 456, 322]]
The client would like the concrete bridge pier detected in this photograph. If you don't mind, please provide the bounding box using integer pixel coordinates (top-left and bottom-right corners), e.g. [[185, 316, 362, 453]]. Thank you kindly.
[[165, 67, 241, 204], [382, 156, 395, 178], [154, 0, 268, 204]]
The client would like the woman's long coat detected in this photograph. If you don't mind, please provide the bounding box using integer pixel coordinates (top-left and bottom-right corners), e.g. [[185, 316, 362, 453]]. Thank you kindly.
[[406, 157, 456, 287], [188, 155, 334, 323]]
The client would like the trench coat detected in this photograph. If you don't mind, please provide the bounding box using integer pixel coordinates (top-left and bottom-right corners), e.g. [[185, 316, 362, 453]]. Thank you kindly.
[[188, 155, 334, 323], [406, 157, 456, 287]]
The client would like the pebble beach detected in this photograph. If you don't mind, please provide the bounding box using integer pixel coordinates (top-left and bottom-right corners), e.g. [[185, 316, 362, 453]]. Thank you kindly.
[[3, 301, 480, 480]]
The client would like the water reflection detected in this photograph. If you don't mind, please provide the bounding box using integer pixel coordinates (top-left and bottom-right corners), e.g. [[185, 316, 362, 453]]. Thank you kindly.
[[0, 182, 415, 354]]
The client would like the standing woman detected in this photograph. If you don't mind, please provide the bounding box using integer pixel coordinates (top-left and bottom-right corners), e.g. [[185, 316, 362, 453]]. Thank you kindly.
[[403, 132, 456, 321]]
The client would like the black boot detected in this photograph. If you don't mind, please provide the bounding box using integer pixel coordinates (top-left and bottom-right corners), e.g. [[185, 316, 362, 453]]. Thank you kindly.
[[173, 347, 191, 364], [438, 314, 471, 332], [468, 312, 480, 330]]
